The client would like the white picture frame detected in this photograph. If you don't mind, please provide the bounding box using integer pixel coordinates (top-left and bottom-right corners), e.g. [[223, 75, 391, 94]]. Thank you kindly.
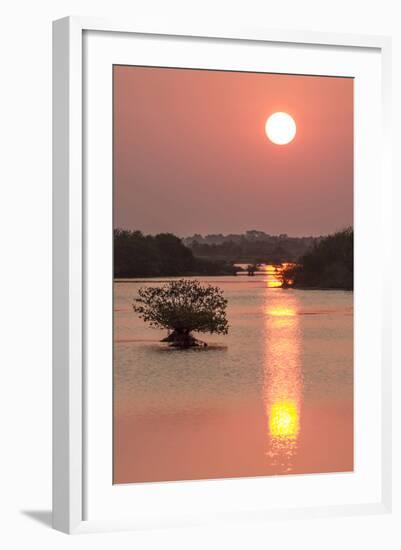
[[52, 16, 392, 534]]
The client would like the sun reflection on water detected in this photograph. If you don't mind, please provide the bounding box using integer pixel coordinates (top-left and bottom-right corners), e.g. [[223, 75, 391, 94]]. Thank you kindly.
[[269, 400, 299, 438], [264, 264, 282, 288], [263, 292, 303, 473], [263, 263, 296, 288], [267, 306, 297, 317]]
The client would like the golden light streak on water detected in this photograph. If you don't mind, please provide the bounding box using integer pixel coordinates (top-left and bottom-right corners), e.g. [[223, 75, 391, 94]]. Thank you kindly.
[[269, 400, 300, 438], [263, 294, 303, 472], [267, 306, 297, 317], [263, 263, 296, 288], [265, 264, 283, 288]]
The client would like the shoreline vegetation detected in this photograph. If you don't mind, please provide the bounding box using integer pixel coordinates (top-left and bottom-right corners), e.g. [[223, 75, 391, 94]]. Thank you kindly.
[[114, 227, 353, 290], [114, 229, 237, 278], [280, 228, 353, 291]]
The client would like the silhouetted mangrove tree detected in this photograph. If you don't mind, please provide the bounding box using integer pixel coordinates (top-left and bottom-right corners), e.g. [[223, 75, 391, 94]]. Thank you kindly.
[[133, 279, 229, 347]]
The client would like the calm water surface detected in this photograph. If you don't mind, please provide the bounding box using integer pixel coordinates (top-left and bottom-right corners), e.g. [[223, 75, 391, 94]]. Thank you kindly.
[[114, 270, 353, 484]]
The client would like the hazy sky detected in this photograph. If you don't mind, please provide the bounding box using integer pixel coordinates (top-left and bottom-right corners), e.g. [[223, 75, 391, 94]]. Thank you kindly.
[[114, 66, 353, 237]]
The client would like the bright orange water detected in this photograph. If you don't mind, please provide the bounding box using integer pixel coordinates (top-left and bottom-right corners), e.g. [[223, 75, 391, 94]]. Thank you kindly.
[[113, 272, 353, 484]]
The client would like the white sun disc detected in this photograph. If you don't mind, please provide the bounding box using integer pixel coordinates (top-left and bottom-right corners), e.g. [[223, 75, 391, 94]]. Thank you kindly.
[[265, 112, 297, 145]]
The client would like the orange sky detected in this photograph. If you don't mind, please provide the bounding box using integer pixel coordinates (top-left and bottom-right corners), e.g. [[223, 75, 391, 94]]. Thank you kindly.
[[113, 66, 353, 237]]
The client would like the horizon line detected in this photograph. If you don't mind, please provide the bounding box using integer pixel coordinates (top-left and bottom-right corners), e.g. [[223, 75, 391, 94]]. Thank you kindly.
[[114, 226, 353, 239]]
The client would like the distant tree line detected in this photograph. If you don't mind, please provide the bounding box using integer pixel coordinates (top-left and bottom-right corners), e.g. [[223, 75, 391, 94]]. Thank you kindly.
[[187, 233, 319, 264], [114, 228, 353, 286], [114, 230, 236, 278], [183, 229, 317, 246], [281, 228, 353, 290]]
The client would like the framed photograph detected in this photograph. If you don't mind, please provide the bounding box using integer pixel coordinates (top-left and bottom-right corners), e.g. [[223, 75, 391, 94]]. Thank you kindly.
[[52, 17, 392, 534]]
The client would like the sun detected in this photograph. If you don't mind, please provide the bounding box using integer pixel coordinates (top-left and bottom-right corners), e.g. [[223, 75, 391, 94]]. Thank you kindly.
[[265, 112, 296, 145]]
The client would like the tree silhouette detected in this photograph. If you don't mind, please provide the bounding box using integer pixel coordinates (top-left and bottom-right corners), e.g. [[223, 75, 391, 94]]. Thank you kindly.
[[133, 279, 229, 348], [280, 227, 353, 290]]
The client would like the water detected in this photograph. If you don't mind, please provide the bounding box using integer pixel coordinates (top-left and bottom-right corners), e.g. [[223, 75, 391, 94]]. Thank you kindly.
[[113, 270, 353, 484]]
